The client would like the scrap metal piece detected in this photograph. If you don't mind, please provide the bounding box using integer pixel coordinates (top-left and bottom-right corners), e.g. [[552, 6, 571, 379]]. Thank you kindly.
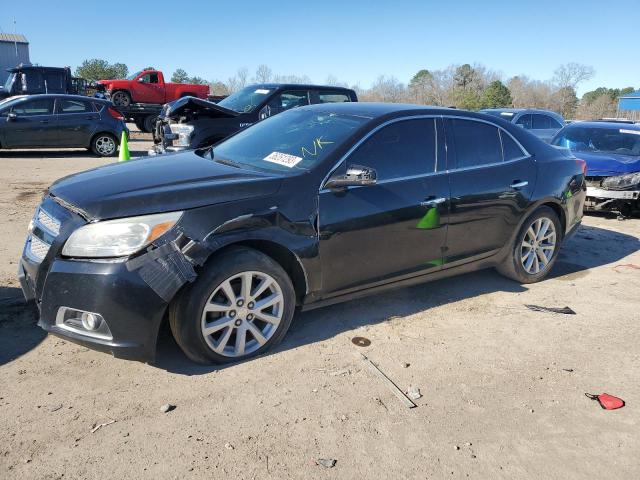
[[351, 336, 371, 347], [525, 304, 576, 315], [360, 353, 417, 409]]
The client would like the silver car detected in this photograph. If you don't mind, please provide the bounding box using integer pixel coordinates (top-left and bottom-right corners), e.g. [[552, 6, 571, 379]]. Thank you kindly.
[[480, 108, 565, 143]]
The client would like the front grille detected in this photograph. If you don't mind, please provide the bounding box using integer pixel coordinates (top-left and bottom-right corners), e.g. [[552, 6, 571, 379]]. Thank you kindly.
[[37, 208, 61, 236], [25, 206, 61, 263]]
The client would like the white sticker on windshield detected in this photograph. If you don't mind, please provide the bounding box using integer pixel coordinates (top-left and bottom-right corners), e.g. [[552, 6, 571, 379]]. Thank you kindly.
[[620, 128, 640, 135], [264, 151, 303, 168], [255, 89, 270, 94]]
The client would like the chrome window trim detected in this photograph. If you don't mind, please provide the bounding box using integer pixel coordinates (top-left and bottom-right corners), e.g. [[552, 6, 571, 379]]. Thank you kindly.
[[319, 115, 440, 192]]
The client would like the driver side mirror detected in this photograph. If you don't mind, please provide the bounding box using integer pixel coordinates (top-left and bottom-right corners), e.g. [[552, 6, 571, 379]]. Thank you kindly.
[[324, 164, 377, 190], [6, 112, 17, 121]]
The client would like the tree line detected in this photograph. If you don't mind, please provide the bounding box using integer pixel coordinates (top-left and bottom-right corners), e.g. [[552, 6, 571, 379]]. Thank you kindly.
[[74, 58, 634, 120]]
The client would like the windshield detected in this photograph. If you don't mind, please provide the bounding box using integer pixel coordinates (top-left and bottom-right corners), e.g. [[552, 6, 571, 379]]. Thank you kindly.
[[552, 126, 640, 157], [3, 73, 15, 91], [126, 71, 143, 80], [210, 109, 369, 174], [217, 86, 275, 113]]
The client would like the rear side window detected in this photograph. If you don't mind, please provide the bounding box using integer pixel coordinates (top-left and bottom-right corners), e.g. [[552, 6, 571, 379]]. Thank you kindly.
[[532, 114, 553, 129], [501, 131, 526, 161], [12, 98, 54, 116], [58, 99, 92, 113], [318, 92, 352, 103], [448, 119, 502, 168], [515, 114, 532, 129], [269, 91, 309, 114], [347, 118, 437, 180]]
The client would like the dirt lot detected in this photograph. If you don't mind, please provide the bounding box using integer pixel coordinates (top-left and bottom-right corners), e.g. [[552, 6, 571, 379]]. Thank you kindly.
[[1, 130, 639, 479]]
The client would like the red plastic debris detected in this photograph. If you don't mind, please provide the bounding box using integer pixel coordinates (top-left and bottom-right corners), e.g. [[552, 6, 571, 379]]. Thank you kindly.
[[585, 393, 625, 410]]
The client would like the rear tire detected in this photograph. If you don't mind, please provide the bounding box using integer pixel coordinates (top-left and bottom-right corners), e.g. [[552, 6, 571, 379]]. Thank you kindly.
[[134, 118, 145, 132], [497, 206, 562, 283], [90, 133, 118, 157], [169, 247, 296, 364], [142, 115, 158, 134]]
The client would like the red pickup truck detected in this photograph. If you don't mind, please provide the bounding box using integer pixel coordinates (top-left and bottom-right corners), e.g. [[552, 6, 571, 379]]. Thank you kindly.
[[98, 69, 209, 107]]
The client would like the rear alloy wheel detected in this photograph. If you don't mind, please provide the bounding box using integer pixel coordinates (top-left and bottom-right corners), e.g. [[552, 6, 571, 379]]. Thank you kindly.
[[111, 90, 131, 108], [497, 206, 562, 283], [91, 134, 118, 157], [169, 247, 296, 364]]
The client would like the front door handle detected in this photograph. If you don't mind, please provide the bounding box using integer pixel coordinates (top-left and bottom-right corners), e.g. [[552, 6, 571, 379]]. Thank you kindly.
[[420, 197, 446, 207], [510, 181, 529, 189], [39, 120, 50, 124]]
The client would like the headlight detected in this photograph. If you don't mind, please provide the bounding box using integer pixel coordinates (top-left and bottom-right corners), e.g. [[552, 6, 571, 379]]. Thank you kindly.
[[169, 124, 194, 147], [601, 172, 640, 190], [62, 211, 182, 258]]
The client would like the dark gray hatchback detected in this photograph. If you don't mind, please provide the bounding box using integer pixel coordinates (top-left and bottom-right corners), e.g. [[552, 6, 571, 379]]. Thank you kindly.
[[0, 94, 127, 156]]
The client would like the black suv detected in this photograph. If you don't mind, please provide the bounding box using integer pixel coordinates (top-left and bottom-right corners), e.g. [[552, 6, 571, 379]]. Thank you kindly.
[[20, 103, 585, 365], [152, 83, 357, 154]]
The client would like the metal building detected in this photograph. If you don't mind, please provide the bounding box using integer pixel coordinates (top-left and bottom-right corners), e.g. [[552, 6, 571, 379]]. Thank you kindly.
[[0, 33, 30, 84]]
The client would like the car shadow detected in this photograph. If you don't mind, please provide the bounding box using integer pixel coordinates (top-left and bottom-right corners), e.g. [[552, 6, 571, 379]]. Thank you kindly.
[[154, 223, 640, 376], [0, 286, 45, 366]]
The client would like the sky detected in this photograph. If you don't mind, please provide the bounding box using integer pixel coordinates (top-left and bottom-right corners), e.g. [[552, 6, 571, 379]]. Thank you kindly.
[[1, 0, 638, 95]]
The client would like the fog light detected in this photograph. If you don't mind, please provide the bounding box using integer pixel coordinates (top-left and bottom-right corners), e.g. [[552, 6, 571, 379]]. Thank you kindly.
[[81, 312, 101, 331], [55, 307, 112, 340]]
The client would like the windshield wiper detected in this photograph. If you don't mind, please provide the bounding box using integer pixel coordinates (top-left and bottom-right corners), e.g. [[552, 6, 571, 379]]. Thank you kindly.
[[214, 157, 242, 168]]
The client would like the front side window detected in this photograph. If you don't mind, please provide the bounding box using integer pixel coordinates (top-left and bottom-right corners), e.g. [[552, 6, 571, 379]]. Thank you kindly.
[[139, 73, 158, 84], [345, 119, 437, 180], [552, 126, 640, 156], [44, 73, 66, 92], [515, 114, 532, 129], [449, 119, 502, 168], [58, 99, 92, 114], [211, 109, 368, 173], [318, 92, 352, 103], [217, 86, 275, 113], [22, 71, 45, 93], [12, 98, 54, 116]]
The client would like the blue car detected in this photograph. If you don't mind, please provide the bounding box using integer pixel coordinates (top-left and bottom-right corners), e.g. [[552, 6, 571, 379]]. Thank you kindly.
[[0, 94, 127, 157], [480, 108, 565, 143], [551, 121, 640, 216]]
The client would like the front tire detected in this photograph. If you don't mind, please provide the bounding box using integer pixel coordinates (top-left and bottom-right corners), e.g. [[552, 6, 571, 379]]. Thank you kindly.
[[90, 133, 118, 157], [169, 247, 296, 364], [497, 206, 562, 283]]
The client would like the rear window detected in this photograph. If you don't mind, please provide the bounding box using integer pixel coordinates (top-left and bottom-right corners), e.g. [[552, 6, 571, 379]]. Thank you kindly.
[[318, 92, 352, 103]]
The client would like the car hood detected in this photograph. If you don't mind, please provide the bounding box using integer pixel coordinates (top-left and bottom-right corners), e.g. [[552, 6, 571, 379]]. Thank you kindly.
[[48, 151, 282, 221], [161, 96, 239, 120], [576, 151, 640, 177]]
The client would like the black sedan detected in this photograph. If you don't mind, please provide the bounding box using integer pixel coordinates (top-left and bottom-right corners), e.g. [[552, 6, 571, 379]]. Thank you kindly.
[[0, 94, 127, 156], [19, 103, 586, 364]]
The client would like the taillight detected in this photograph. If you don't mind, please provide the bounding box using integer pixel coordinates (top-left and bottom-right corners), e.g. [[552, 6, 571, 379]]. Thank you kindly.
[[107, 107, 124, 120], [575, 158, 587, 175]]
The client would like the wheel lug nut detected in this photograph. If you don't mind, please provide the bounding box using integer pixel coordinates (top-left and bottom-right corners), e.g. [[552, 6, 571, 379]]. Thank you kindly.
[[237, 300, 244, 307], [247, 313, 254, 321], [229, 311, 236, 318], [248, 302, 255, 309], [234, 319, 242, 327]]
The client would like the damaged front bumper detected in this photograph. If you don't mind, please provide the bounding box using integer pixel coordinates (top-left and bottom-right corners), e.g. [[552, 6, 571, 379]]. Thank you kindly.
[[585, 185, 640, 213]]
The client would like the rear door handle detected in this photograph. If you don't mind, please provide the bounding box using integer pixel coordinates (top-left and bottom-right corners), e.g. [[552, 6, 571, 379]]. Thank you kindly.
[[39, 120, 49, 124], [510, 181, 529, 189], [420, 197, 446, 207]]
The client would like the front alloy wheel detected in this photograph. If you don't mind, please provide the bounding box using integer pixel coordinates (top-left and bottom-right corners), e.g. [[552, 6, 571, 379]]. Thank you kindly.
[[201, 271, 284, 357], [169, 247, 296, 364]]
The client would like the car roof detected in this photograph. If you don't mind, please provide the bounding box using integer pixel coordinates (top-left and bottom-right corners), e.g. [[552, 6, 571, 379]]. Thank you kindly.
[[480, 107, 561, 115], [295, 102, 460, 118], [250, 83, 355, 92], [565, 121, 640, 130], [11, 94, 109, 103]]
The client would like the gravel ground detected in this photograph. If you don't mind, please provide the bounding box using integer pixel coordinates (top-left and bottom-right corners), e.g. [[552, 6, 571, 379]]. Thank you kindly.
[[1, 130, 639, 479]]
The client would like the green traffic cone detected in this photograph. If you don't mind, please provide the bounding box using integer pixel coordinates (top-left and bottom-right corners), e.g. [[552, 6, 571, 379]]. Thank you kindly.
[[118, 131, 130, 162]]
